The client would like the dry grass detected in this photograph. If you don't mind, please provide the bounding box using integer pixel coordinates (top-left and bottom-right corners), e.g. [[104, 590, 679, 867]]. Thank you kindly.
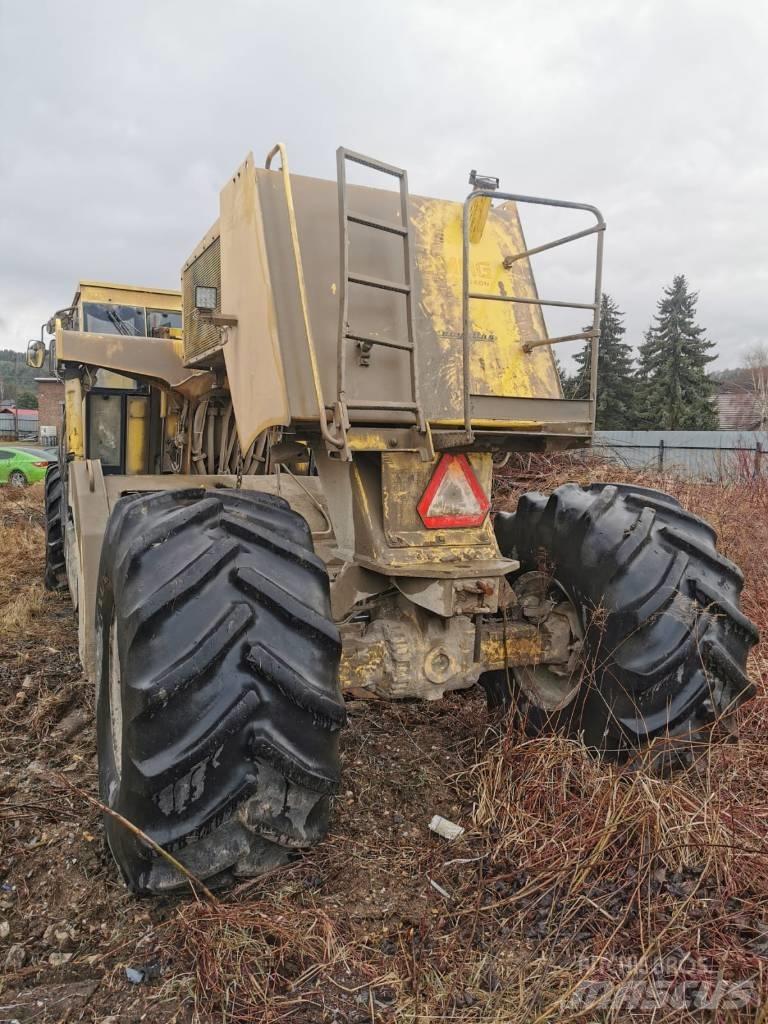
[[0, 482, 51, 640], [153, 454, 768, 1023], [2, 462, 767, 1022]]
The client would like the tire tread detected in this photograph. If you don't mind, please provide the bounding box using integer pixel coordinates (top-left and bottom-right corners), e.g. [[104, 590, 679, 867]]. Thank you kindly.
[[492, 481, 758, 759], [96, 487, 343, 894]]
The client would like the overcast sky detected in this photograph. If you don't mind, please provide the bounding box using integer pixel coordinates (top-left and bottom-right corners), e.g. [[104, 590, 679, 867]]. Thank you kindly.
[[1, 0, 766, 370]]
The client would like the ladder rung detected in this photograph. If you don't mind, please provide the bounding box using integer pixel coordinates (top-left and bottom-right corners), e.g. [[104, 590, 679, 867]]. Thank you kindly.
[[348, 272, 410, 295], [345, 332, 413, 352], [347, 212, 407, 236], [342, 149, 406, 179], [346, 399, 418, 412]]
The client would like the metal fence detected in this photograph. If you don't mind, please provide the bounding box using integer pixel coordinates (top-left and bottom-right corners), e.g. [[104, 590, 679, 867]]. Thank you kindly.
[[593, 430, 768, 481], [0, 411, 39, 440], [0, 418, 763, 478]]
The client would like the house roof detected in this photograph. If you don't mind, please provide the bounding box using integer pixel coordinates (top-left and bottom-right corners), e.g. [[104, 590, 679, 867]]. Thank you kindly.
[[0, 406, 37, 416], [716, 392, 765, 430], [713, 368, 768, 429]]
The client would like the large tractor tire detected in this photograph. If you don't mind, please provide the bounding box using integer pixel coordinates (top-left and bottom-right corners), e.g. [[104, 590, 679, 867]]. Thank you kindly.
[[95, 487, 345, 894], [487, 483, 758, 767], [43, 464, 68, 592]]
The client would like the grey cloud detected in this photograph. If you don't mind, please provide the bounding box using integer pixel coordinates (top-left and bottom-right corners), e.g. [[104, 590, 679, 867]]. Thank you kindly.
[[1, 0, 766, 368]]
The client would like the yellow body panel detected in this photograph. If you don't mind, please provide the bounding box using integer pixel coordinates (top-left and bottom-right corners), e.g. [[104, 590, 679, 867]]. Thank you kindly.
[[64, 377, 85, 459], [467, 194, 492, 244], [433, 418, 545, 430], [56, 329, 205, 392], [412, 198, 562, 406], [125, 396, 149, 474], [77, 281, 181, 311], [179, 162, 589, 445], [219, 153, 291, 451]]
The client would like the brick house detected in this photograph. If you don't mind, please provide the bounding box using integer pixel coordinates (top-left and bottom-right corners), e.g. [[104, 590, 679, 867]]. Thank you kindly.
[[34, 377, 64, 442]]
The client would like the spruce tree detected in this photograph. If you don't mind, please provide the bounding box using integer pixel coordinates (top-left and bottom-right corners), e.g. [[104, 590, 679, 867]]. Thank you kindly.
[[553, 354, 574, 398], [569, 293, 637, 428], [634, 326, 657, 428], [636, 275, 718, 429]]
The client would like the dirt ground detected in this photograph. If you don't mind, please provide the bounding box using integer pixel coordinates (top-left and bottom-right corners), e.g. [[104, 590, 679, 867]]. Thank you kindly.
[[1, 458, 767, 1023]]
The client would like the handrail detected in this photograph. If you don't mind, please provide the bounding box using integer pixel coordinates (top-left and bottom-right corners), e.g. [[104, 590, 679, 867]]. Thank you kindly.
[[265, 143, 345, 450], [461, 189, 605, 441]]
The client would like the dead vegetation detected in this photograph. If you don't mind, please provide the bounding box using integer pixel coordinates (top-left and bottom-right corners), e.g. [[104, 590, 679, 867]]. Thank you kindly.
[[1, 461, 767, 1022]]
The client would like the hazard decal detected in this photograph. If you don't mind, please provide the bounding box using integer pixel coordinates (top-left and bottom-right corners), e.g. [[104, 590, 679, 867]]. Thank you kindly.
[[417, 454, 490, 529]]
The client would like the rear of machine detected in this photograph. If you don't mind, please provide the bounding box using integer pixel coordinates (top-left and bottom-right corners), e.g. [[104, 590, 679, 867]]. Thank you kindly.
[[174, 145, 606, 702], [181, 146, 602, 457], [31, 143, 756, 895]]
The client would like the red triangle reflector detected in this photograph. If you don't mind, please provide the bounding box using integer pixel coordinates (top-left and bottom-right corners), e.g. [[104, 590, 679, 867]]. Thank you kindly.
[[417, 454, 490, 529]]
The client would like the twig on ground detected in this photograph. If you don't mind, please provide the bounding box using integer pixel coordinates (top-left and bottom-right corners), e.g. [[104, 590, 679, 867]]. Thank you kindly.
[[54, 772, 218, 903]]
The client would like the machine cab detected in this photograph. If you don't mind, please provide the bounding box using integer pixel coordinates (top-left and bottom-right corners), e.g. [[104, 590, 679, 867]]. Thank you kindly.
[[52, 282, 181, 475]]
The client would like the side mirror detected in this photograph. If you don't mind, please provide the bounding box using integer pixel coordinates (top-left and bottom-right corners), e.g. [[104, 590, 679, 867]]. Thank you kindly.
[[26, 339, 46, 369]]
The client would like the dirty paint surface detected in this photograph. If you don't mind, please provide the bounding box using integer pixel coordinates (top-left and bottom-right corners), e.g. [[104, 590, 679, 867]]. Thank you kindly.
[[411, 197, 562, 418], [479, 625, 545, 670]]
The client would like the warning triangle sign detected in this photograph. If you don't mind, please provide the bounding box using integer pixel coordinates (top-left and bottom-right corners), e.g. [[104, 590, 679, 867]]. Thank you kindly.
[[417, 454, 490, 528]]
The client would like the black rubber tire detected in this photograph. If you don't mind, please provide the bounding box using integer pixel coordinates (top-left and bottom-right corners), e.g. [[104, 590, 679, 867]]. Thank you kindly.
[[9, 469, 27, 488], [43, 465, 68, 592], [487, 482, 759, 766], [95, 487, 345, 894]]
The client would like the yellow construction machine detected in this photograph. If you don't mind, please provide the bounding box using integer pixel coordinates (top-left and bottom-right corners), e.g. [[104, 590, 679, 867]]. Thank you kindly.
[[28, 145, 758, 893]]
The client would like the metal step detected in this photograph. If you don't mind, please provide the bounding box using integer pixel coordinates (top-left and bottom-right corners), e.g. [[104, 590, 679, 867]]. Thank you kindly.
[[336, 147, 426, 440]]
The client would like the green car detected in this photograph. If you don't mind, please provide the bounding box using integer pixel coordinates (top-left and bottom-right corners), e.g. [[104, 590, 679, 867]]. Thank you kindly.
[[0, 446, 56, 487]]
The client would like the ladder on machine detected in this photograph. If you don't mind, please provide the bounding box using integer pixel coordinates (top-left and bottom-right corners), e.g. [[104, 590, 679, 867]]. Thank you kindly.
[[335, 148, 427, 454]]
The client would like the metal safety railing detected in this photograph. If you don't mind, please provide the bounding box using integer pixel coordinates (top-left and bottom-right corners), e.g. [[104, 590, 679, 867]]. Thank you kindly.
[[461, 189, 605, 441]]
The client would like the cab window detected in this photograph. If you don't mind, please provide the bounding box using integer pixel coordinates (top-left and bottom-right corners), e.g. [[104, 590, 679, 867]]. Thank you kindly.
[[82, 302, 146, 337], [87, 394, 123, 467], [81, 301, 143, 388], [147, 308, 182, 337]]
